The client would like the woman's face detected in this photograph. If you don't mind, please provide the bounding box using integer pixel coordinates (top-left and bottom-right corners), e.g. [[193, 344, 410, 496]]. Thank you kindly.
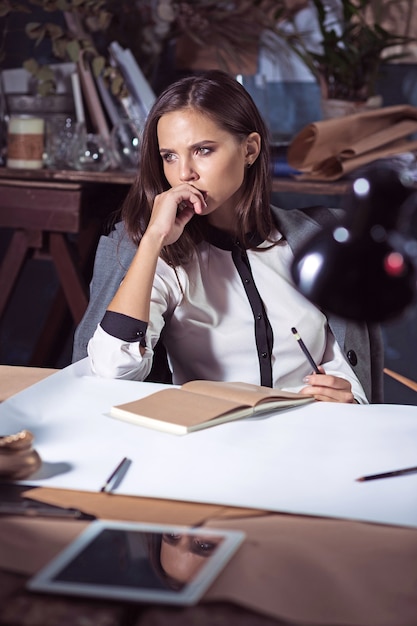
[[157, 108, 260, 230], [160, 532, 222, 584]]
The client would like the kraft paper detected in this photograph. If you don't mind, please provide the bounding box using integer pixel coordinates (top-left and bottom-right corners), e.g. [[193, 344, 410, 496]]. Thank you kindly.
[[287, 104, 417, 180]]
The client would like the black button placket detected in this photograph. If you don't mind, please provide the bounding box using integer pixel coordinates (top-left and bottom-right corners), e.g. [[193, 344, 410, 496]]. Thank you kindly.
[[232, 242, 274, 387]]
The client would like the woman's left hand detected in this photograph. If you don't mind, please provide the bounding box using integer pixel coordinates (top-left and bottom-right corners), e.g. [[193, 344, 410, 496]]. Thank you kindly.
[[299, 367, 356, 403]]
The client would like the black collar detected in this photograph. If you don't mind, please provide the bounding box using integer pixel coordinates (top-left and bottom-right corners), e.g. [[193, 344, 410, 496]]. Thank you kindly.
[[204, 222, 264, 251]]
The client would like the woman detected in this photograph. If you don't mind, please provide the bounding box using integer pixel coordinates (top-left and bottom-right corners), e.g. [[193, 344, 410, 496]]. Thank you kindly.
[[79, 70, 383, 403], [147, 531, 222, 589]]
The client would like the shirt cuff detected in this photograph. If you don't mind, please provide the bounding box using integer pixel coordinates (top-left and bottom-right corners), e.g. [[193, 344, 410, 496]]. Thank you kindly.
[[100, 311, 147, 346]]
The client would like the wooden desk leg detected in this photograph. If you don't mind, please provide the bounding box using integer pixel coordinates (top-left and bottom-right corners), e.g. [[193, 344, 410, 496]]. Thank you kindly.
[[30, 221, 100, 367], [0, 230, 30, 318], [49, 232, 88, 324], [28, 294, 73, 367]]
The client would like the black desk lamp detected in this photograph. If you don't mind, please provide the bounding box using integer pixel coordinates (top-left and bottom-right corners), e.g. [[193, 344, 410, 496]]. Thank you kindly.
[[291, 163, 417, 322]]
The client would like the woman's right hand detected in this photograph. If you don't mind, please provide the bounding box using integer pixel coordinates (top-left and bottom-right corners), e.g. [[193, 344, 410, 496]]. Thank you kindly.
[[146, 184, 207, 247], [106, 185, 207, 325]]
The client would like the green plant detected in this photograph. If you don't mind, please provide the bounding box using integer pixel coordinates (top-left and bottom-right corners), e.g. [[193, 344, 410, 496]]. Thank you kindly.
[[290, 0, 416, 101], [0, 1, 303, 97], [0, 0, 113, 95], [5, 0, 412, 103]]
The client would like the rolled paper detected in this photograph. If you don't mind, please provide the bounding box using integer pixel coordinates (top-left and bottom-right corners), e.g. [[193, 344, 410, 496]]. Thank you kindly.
[[71, 71, 85, 124], [7, 115, 45, 169]]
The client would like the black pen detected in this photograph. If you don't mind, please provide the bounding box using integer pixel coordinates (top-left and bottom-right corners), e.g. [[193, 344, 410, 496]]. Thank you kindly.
[[356, 465, 417, 482], [100, 457, 130, 493], [0, 502, 96, 520], [291, 327, 321, 374]]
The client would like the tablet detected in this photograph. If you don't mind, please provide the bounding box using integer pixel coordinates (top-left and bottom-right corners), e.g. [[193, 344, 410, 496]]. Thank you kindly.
[[27, 520, 245, 606]]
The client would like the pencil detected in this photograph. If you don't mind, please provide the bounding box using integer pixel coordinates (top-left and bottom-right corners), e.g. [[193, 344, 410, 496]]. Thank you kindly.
[[100, 457, 130, 493], [383, 368, 417, 393], [356, 465, 417, 482], [291, 327, 321, 374]]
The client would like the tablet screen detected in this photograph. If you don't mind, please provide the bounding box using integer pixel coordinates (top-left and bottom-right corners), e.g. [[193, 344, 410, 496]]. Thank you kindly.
[[27, 520, 245, 605]]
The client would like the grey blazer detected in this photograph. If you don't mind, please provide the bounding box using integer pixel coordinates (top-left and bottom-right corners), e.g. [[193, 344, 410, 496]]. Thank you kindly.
[[72, 205, 384, 403]]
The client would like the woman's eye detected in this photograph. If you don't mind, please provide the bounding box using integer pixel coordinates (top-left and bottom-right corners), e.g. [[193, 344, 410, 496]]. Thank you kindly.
[[196, 147, 211, 156], [193, 539, 218, 555], [162, 533, 182, 544], [161, 153, 175, 163]]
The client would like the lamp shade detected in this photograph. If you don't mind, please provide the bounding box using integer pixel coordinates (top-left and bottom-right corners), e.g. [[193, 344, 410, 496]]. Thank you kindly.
[[291, 164, 417, 322]]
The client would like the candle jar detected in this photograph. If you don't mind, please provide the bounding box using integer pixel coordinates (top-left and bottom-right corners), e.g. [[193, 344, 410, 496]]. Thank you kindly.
[[7, 115, 45, 169]]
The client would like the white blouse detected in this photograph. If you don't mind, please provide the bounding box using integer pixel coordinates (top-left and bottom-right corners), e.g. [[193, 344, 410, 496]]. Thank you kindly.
[[88, 229, 367, 403]]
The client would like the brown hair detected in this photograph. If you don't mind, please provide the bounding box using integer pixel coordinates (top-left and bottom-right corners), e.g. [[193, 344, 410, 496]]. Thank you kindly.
[[121, 70, 273, 266]]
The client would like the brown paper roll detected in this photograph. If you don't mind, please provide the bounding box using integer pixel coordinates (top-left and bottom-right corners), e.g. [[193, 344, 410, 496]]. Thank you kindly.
[[287, 104, 417, 180]]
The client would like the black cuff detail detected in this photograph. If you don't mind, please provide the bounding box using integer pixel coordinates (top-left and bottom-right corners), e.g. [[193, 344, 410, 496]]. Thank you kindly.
[[101, 311, 147, 345]]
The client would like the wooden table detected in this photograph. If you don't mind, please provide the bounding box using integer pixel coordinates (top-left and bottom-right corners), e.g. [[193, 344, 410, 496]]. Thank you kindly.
[[271, 176, 352, 195], [0, 363, 287, 625], [6, 164, 406, 196], [0, 168, 132, 366], [1, 366, 417, 626], [0, 565, 288, 626], [0, 165, 351, 193]]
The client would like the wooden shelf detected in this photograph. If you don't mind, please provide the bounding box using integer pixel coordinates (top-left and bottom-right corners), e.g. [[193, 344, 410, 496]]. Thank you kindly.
[[0, 167, 134, 186], [0, 167, 352, 195], [271, 177, 352, 195]]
